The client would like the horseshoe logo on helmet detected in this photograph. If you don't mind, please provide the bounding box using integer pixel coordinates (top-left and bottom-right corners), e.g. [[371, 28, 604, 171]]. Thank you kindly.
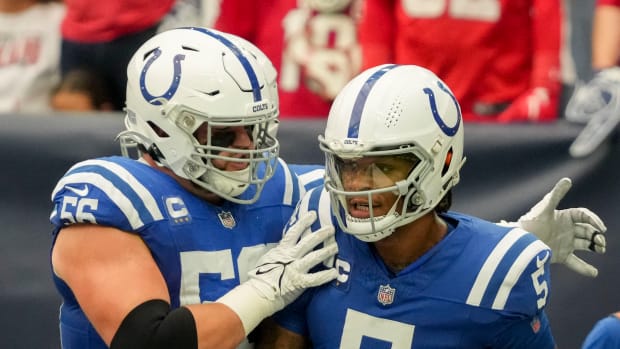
[[140, 48, 186, 105], [423, 81, 461, 137]]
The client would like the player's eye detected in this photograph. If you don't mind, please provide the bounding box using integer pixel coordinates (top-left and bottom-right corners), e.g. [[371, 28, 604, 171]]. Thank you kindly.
[[211, 130, 236, 148], [210, 126, 254, 148]]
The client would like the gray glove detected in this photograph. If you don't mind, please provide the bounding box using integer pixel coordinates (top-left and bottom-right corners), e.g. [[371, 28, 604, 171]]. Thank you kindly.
[[565, 67, 620, 157], [517, 178, 607, 277]]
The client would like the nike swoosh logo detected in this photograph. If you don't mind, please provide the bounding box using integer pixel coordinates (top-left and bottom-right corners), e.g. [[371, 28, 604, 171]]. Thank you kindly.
[[65, 184, 89, 197], [536, 250, 550, 268], [255, 265, 278, 275], [196, 89, 219, 96]]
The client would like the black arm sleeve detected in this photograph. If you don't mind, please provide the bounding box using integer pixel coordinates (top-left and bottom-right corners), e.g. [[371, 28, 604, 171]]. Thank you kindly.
[[110, 299, 198, 349]]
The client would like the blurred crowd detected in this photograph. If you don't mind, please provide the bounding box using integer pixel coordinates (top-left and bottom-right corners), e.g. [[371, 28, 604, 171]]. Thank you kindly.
[[0, 0, 616, 121]]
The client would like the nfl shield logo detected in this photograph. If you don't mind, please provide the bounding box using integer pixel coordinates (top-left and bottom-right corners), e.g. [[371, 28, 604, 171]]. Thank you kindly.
[[377, 284, 395, 305], [531, 316, 541, 333], [218, 211, 236, 229]]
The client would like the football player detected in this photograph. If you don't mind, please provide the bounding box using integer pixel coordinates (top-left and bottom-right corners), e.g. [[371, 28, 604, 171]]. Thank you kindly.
[[265, 64, 606, 348], [49, 27, 338, 349]]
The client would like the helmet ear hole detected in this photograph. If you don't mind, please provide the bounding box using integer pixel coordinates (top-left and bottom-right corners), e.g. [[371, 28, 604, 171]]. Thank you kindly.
[[147, 121, 170, 138], [147, 143, 166, 162], [142, 48, 157, 61], [441, 147, 453, 176]]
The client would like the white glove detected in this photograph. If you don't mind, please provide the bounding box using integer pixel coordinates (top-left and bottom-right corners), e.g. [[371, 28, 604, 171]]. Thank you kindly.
[[217, 211, 338, 334], [565, 67, 620, 124], [516, 178, 607, 277], [566, 67, 620, 157]]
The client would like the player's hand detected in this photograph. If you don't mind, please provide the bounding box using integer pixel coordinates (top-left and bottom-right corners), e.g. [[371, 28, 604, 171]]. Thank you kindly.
[[566, 67, 620, 157], [517, 178, 607, 277], [217, 211, 338, 335], [497, 86, 557, 123], [565, 67, 620, 124], [247, 211, 338, 308]]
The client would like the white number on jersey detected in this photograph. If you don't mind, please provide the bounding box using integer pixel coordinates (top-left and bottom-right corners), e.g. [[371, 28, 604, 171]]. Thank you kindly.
[[178, 243, 276, 305], [60, 196, 99, 224], [281, 9, 360, 99], [402, 0, 500, 21], [340, 309, 415, 348]]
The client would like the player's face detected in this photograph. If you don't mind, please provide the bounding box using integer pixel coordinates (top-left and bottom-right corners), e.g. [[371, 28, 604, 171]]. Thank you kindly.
[[192, 123, 255, 171], [337, 155, 416, 218]]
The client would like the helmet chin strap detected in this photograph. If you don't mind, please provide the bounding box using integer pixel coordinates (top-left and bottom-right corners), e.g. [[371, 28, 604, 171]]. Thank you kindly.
[[202, 167, 250, 197]]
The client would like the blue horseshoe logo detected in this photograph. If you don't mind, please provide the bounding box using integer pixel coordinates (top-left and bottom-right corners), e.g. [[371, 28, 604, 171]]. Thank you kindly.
[[423, 81, 461, 137], [140, 48, 186, 105]]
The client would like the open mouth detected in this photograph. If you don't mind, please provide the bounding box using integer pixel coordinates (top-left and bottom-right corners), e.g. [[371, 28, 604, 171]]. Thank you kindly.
[[348, 198, 377, 219]]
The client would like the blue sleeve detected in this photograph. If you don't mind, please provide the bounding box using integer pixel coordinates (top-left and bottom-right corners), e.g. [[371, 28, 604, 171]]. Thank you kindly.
[[283, 185, 333, 233], [492, 239, 554, 349], [287, 163, 325, 191], [496, 235, 553, 318], [49, 158, 166, 234], [492, 311, 556, 348], [582, 314, 620, 349]]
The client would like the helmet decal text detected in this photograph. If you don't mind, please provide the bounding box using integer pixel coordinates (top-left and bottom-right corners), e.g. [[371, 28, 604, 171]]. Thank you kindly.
[[423, 81, 461, 137], [140, 48, 185, 105]]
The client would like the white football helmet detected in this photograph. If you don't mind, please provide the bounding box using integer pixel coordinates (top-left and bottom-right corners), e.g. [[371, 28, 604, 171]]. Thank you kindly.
[[119, 27, 280, 204], [320, 64, 466, 242]]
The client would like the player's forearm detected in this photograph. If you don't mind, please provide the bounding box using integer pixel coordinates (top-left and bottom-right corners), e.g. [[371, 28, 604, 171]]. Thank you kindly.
[[592, 5, 620, 69], [186, 302, 246, 349]]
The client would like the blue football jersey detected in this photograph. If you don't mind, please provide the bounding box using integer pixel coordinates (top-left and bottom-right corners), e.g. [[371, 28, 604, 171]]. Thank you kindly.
[[276, 187, 556, 349], [288, 164, 325, 191], [49, 156, 305, 349], [582, 313, 620, 349]]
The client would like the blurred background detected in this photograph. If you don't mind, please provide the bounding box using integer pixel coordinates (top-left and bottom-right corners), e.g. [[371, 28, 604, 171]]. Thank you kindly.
[[1, 0, 618, 348]]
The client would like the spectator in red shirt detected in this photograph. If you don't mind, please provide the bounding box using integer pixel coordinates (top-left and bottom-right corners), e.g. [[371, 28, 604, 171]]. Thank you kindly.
[[60, 0, 175, 110], [212, 0, 362, 119], [358, 0, 564, 123]]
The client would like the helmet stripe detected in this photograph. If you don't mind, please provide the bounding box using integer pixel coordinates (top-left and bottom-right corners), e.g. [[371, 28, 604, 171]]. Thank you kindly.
[[348, 64, 398, 138], [187, 27, 262, 102]]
